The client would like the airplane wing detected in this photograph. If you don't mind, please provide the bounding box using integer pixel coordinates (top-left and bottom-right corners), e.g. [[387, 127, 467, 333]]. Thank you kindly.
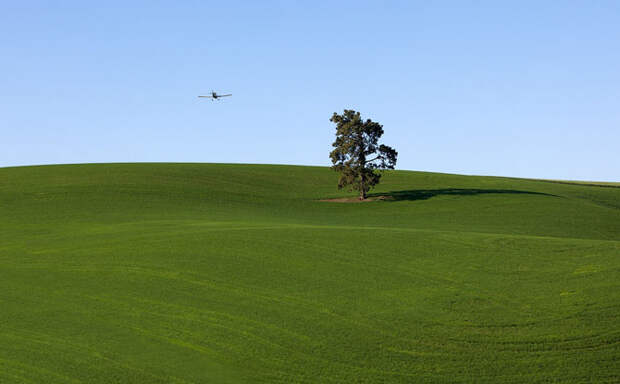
[[219, 94, 232, 97], [198, 95, 214, 98]]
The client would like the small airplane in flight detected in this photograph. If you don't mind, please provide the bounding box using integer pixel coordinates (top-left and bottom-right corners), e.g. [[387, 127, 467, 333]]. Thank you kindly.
[[198, 91, 232, 100]]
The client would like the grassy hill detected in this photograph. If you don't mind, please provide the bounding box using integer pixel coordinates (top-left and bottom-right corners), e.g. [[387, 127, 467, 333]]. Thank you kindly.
[[0, 163, 618, 383]]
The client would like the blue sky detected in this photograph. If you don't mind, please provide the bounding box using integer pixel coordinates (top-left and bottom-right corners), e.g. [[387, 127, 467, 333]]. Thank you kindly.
[[1, 1, 619, 181]]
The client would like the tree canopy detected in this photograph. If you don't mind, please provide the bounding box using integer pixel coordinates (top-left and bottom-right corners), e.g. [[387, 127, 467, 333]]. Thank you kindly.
[[329, 109, 397, 200]]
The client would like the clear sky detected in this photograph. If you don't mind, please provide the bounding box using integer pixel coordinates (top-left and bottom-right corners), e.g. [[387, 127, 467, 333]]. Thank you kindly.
[[1, 1, 619, 181]]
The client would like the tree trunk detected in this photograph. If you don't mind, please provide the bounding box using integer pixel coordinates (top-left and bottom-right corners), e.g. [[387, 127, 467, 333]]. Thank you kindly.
[[359, 174, 366, 200]]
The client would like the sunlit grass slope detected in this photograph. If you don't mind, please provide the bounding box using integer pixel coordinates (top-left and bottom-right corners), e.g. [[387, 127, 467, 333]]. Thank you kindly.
[[1, 163, 619, 383]]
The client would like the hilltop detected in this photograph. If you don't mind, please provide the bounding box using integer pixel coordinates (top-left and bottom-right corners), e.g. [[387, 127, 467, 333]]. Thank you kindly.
[[0, 163, 618, 383]]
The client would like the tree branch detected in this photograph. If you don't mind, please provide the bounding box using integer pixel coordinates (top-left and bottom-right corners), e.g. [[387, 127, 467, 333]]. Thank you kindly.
[[364, 156, 381, 163]]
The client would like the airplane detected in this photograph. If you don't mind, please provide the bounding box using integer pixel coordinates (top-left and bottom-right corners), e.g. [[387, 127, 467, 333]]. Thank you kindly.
[[198, 91, 232, 100]]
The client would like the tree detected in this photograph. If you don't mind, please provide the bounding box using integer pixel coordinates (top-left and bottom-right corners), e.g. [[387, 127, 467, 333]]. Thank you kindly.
[[329, 109, 398, 200]]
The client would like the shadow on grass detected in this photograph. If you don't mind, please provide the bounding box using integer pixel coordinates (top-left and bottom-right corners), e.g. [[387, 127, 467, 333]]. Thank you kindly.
[[368, 188, 556, 202]]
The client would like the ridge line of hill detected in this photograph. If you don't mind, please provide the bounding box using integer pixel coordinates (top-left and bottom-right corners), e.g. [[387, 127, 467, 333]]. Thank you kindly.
[[280, 223, 620, 243], [518, 178, 620, 189], [77, 221, 620, 244], [1, 162, 617, 186]]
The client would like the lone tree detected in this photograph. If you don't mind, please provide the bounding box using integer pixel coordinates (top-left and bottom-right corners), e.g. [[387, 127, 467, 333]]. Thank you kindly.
[[329, 109, 398, 200]]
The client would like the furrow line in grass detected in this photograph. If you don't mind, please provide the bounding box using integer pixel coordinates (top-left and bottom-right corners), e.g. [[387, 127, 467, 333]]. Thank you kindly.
[[79, 220, 620, 244], [9, 219, 613, 246], [123, 324, 372, 382], [106, 293, 315, 344], [95, 299, 517, 382], [12, 220, 617, 260], [0, 359, 43, 384], [0, 329, 194, 384], [81, 293, 311, 355], [254, 234, 557, 328], [48, 262, 399, 343], [445, 331, 620, 350], [210, 228, 554, 307], [0, 369, 37, 384], [79, 289, 408, 376], [268, 231, 469, 286], [5, 257, 617, 349], [202, 232, 451, 337], [277, 223, 620, 243], [0, 357, 82, 383], [4, 311, 229, 383], [5, 258, 604, 346], [34, 291, 428, 381]]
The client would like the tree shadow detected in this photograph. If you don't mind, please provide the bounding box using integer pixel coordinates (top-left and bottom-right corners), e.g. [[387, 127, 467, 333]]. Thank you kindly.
[[368, 188, 556, 202]]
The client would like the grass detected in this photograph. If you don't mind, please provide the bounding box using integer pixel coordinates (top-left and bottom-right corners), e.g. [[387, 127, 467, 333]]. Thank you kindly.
[[0, 163, 618, 383]]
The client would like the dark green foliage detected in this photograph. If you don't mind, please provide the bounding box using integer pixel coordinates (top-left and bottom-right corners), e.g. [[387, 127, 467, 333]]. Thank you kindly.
[[330, 110, 398, 199]]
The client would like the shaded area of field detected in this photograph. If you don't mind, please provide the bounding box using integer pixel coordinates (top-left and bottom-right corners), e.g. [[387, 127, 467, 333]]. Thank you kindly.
[[0, 163, 618, 383], [369, 188, 556, 202]]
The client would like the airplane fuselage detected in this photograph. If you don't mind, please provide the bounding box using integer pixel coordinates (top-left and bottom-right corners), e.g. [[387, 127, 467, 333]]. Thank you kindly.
[[198, 91, 230, 100]]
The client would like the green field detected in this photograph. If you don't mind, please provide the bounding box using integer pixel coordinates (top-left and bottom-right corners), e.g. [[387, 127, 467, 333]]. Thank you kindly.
[[1, 163, 619, 383]]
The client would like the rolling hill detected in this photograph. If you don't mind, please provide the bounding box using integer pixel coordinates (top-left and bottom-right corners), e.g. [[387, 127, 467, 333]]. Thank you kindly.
[[0, 163, 618, 383]]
